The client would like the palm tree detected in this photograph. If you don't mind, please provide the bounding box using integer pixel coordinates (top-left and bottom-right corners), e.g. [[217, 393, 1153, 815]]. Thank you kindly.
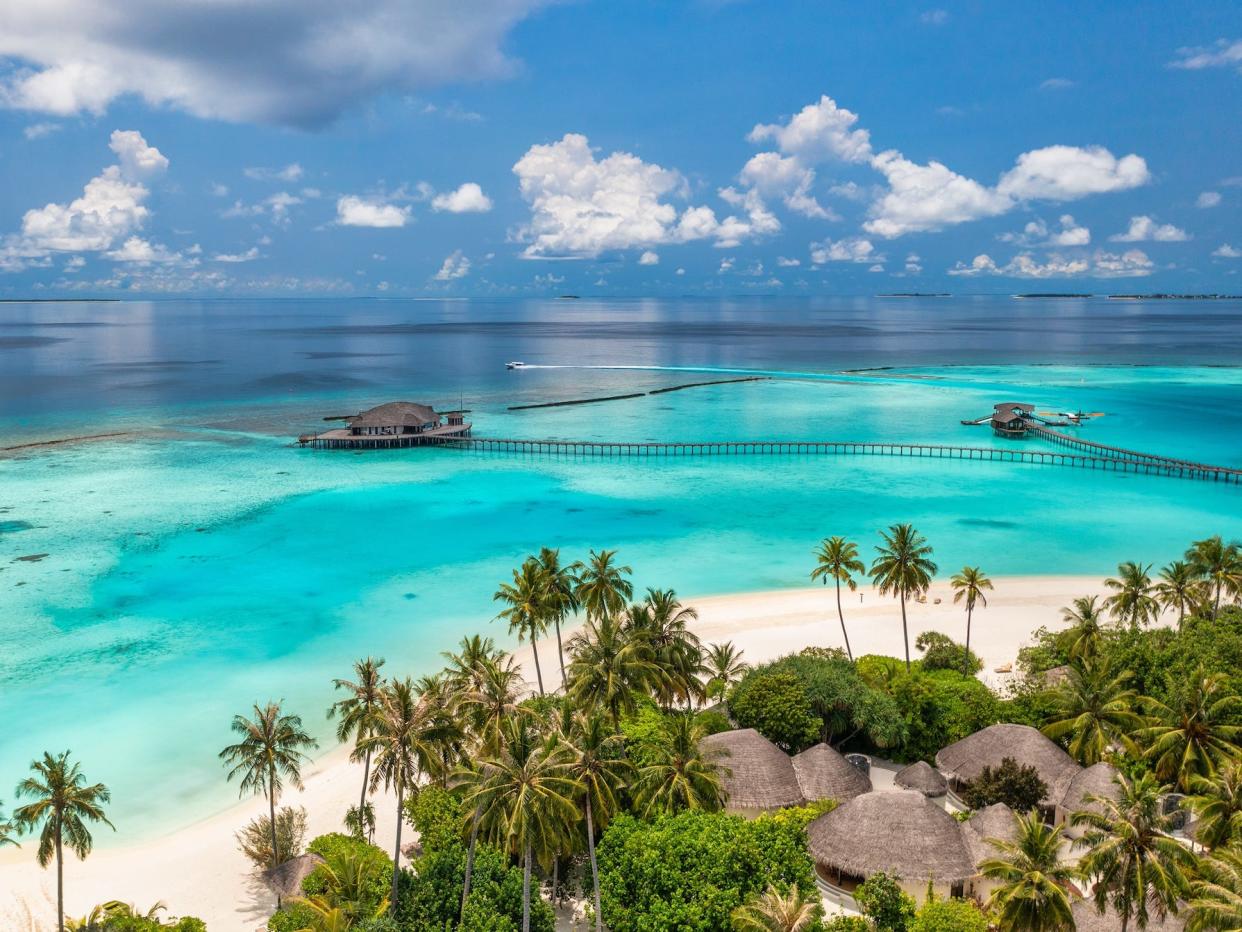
[[466, 718, 579, 932], [494, 558, 551, 696], [1155, 560, 1202, 629], [571, 548, 634, 622], [977, 809, 1076, 932], [459, 654, 529, 754], [731, 884, 821, 932], [1186, 845, 1242, 931], [565, 614, 658, 728], [327, 657, 386, 825], [219, 702, 317, 882], [632, 714, 725, 816], [1072, 770, 1193, 932], [1186, 761, 1242, 851], [13, 751, 114, 932], [950, 565, 992, 676], [413, 673, 466, 786], [537, 546, 579, 687], [301, 845, 391, 923], [0, 798, 18, 849], [1186, 535, 1242, 617], [565, 712, 632, 932], [625, 588, 703, 708], [869, 523, 937, 671], [443, 634, 504, 692], [1061, 595, 1107, 661], [1040, 659, 1143, 765], [810, 536, 866, 661], [1104, 561, 1160, 629], [1139, 670, 1242, 792], [359, 678, 439, 910], [703, 641, 749, 702], [285, 895, 360, 932]]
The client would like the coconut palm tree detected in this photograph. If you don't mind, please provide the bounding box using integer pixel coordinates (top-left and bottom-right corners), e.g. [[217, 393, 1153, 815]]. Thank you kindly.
[[564, 712, 632, 932], [13, 752, 114, 932], [869, 523, 937, 671], [1040, 659, 1143, 765], [565, 614, 658, 728], [632, 714, 725, 816], [219, 702, 317, 880], [731, 884, 822, 932], [443, 634, 504, 692], [703, 641, 749, 702], [977, 809, 1076, 932], [810, 536, 866, 662], [466, 718, 579, 932], [327, 657, 386, 825], [1072, 770, 1193, 932], [1155, 560, 1203, 629], [1186, 761, 1242, 851], [1060, 595, 1107, 661], [571, 548, 634, 622], [625, 588, 703, 708], [1186, 845, 1242, 931], [285, 895, 359, 932], [494, 558, 551, 696], [413, 672, 466, 786], [0, 799, 18, 849], [1186, 535, 1242, 617], [1138, 670, 1242, 792], [459, 654, 529, 754], [537, 546, 579, 687], [950, 565, 993, 676], [1104, 561, 1160, 629], [359, 678, 439, 909]]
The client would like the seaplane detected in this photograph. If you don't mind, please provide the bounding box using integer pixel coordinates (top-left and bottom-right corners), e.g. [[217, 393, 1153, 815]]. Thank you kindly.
[[506, 361, 527, 370]]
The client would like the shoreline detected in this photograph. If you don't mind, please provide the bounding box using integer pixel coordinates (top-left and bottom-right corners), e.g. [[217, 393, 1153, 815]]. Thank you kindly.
[[0, 573, 1114, 930]]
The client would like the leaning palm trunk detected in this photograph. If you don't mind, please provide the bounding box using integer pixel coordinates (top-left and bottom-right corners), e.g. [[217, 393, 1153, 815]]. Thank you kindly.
[[964, 602, 974, 677], [268, 764, 281, 906], [461, 805, 481, 921], [835, 576, 853, 661], [586, 796, 603, 932], [522, 841, 533, 932], [531, 634, 545, 696], [359, 747, 372, 823], [56, 828, 64, 932], [391, 778, 405, 908], [554, 616, 566, 688], [900, 587, 911, 671]]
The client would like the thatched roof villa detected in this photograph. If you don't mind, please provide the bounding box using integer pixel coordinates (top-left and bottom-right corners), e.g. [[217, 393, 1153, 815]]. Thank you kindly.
[[298, 401, 471, 449], [1056, 761, 1121, 837], [894, 760, 947, 798], [262, 853, 324, 901], [935, 723, 1082, 809], [699, 728, 805, 815], [792, 743, 873, 801]]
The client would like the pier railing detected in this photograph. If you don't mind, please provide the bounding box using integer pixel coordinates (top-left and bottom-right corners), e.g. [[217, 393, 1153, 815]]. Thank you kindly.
[[434, 436, 1241, 484]]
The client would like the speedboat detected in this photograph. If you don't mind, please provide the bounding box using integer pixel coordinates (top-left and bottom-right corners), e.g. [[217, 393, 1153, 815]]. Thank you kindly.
[[506, 361, 526, 370]]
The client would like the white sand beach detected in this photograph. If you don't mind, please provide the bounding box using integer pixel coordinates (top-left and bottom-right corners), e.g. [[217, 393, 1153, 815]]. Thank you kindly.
[[0, 574, 1112, 931]]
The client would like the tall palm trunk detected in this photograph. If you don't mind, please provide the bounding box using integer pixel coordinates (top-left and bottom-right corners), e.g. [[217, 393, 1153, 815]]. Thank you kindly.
[[586, 795, 603, 932], [391, 779, 404, 909], [530, 630, 545, 696], [460, 806, 480, 921], [553, 615, 566, 689], [834, 576, 853, 661], [899, 588, 911, 671], [522, 841, 532, 932], [963, 600, 974, 677], [56, 823, 64, 932], [268, 764, 281, 906], [359, 747, 372, 824]]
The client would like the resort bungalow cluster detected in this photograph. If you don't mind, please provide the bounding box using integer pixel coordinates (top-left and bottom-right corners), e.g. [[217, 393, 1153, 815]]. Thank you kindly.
[[298, 401, 471, 449], [698, 723, 1175, 925]]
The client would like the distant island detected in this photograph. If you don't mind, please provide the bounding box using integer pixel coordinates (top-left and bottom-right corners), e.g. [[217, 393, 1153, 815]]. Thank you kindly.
[[1014, 293, 1093, 298], [556, 294, 581, 300], [876, 292, 950, 297], [1108, 293, 1242, 300]]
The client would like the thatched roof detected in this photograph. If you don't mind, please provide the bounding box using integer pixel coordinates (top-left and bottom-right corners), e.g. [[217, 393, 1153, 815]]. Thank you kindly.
[[960, 803, 1018, 868], [806, 790, 976, 885], [699, 728, 804, 811], [262, 853, 324, 899], [894, 760, 947, 797], [935, 724, 1082, 805], [348, 401, 438, 429], [792, 743, 872, 801], [1060, 762, 1120, 816], [1071, 898, 1185, 931]]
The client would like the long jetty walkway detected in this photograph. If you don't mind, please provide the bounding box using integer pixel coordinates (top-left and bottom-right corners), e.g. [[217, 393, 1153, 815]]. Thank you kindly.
[[437, 436, 1242, 484]]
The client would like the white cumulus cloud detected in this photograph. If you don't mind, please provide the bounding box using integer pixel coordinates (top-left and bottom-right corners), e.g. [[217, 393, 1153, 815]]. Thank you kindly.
[[1197, 191, 1222, 208], [213, 247, 261, 263], [336, 195, 410, 228], [866, 151, 1011, 237], [810, 237, 877, 264], [1169, 40, 1242, 72], [1212, 244, 1242, 258], [433, 249, 471, 280], [638, 250, 659, 265], [1109, 216, 1190, 243], [995, 146, 1150, 201], [749, 95, 873, 164], [431, 182, 493, 213], [244, 163, 303, 182], [949, 249, 1151, 278]]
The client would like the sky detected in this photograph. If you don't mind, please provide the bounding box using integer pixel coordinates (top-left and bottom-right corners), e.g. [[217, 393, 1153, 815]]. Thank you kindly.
[[0, 1, 1240, 297]]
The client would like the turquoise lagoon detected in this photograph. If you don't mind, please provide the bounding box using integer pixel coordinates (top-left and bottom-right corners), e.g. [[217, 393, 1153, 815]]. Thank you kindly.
[[0, 296, 1240, 839]]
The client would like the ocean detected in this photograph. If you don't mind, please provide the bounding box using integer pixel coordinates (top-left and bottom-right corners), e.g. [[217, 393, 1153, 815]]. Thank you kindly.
[[1, 295, 1240, 838]]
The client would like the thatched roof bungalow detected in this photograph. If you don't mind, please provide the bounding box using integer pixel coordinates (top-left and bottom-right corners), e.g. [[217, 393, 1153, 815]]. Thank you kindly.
[[894, 760, 947, 798], [1056, 762, 1121, 836], [699, 728, 804, 816], [262, 852, 324, 901], [1071, 898, 1185, 931], [806, 790, 976, 901], [935, 724, 1082, 807], [792, 743, 872, 802]]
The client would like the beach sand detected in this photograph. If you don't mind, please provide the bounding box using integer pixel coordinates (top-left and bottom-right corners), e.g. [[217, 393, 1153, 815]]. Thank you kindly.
[[0, 574, 1112, 931]]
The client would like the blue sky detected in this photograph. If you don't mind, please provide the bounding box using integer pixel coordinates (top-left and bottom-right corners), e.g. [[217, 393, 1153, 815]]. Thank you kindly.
[[1, 1, 1240, 296]]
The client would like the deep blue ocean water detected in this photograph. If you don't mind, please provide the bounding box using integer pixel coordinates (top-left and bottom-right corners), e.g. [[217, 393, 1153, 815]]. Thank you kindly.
[[1, 295, 1240, 838]]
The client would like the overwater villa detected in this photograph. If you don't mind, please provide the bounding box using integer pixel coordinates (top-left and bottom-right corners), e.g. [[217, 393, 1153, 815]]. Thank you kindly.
[[298, 401, 471, 449]]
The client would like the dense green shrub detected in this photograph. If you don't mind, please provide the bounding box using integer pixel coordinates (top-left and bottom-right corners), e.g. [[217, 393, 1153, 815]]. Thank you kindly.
[[854, 872, 916, 931], [914, 632, 981, 674], [404, 785, 466, 852], [237, 805, 308, 870], [694, 707, 733, 736], [268, 901, 318, 932], [597, 810, 817, 932], [885, 669, 1000, 763], [960, 757, 1047, 812], [823, 918, 871, 931], [728, 670, 821, 752], [619, 699, 676, 767], [102, 919, 207, 932], [911, 897, 989, 931], [300, 832, 392, 918]]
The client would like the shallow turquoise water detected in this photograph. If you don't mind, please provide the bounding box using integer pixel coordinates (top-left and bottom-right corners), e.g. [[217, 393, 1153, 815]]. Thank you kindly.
[[1, 298, 1240, 839]]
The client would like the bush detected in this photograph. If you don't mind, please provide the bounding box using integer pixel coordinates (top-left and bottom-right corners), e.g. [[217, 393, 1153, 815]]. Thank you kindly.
[[885, 669, 1001, 763], [854, 872, 916, 932], [960, 757, 1048, 812], [823, 918, 872, 931], [400, 842, 553, 932], [597, 810, 817, 932], [404, 784, 466, 854], [237, 806, 308, 871], [911, 897, 989, 932], [101, 919, 207, 932], [268, 901, 317, 932], [914, 632, 981, 675], [727, 671, 821, 752], [693, 708, 733, 736], [619, 699, 676, 768], [300, 833, 392, 919]]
